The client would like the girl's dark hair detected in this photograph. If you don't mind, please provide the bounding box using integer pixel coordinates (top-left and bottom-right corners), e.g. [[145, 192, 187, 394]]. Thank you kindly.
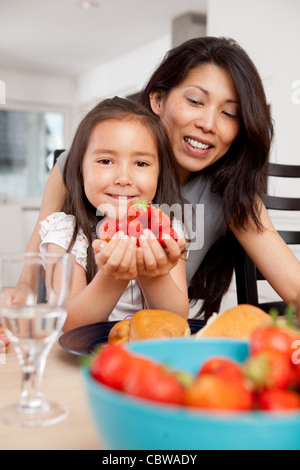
[[139, 36, 274, 319], [61, 96, 185, 283]]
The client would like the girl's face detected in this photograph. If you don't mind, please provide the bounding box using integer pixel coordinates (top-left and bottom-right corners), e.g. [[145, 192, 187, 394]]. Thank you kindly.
[[150, 63, 241, 181], [82, 117, 159, 219]]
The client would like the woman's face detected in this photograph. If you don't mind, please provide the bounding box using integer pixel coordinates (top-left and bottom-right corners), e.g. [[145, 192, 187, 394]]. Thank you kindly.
[[150, 63, 241, 181]]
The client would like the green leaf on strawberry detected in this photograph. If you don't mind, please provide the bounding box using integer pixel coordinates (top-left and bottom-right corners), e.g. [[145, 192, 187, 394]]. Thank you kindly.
[[127, 200, 152, 221]]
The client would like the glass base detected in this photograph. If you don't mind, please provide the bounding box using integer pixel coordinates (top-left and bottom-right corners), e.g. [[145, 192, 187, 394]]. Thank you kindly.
[[0, 401, 68, 427]]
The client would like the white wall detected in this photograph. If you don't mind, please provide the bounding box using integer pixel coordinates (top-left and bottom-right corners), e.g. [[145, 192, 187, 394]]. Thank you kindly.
[[0, 68, 76, 106], [76, 35, 171, 107]]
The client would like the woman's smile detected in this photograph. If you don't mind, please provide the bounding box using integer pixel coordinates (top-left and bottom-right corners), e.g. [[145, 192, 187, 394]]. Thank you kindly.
[[183, 136, 214, 156]]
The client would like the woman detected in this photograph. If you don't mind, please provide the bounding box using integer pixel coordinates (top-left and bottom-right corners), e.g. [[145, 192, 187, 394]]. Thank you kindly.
[[22, 37, 300, 319]]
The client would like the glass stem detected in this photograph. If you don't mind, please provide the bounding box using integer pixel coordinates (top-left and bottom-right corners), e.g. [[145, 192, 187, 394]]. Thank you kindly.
[[16, 345, 50, 411]]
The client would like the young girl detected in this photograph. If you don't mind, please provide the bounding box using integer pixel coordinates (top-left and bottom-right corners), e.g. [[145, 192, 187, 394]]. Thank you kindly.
[[39, 97, 189, 331]]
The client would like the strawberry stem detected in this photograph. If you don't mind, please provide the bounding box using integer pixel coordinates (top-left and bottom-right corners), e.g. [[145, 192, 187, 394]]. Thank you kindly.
[[284, 303, 297, 328], [269, 309, 279, 325]]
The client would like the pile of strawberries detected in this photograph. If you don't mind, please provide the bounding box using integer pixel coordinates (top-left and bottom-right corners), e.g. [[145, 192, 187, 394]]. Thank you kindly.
[[97, 200, 179, 247], [89, 315, 300, 413]]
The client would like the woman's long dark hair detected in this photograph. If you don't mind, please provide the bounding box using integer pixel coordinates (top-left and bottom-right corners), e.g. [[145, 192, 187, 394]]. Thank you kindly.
[[61, 96, 185, 284], [139, 37, 274, 319]]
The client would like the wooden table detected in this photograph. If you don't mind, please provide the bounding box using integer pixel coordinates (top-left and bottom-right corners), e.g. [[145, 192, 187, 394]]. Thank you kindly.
[[0, 341, 104, 450]]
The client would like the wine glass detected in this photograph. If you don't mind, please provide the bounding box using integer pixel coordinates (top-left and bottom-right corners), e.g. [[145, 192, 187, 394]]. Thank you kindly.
[[0, 252, 73, 427]]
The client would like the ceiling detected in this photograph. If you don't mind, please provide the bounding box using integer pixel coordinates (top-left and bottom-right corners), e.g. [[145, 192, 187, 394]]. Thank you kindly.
[[0, 0, 207, 78]]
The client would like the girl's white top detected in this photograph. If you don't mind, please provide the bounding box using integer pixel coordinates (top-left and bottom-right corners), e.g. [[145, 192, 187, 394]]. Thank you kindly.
[[39, 211, 186, 322]]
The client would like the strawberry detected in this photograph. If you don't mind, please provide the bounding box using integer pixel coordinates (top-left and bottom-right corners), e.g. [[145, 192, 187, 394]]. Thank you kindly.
[[288, 349, 300, 393], [250, 326, 297, 360], [149, 207, 172, 237], [158, 227, 179, 248], [184, 374, 254, 411], [127, 200, 152, 226], [118, 218, 144, 238], [90, 344, 185, 406], [117, 202, 179, 248], [243, 350, 296, 391], [97, 218, 118, 242], [257, 389, 300, 411], [90, 344, 132, 391], [250, 311, 300, 361], [124, 357, 185, 406], [198, 357, 244, 381]]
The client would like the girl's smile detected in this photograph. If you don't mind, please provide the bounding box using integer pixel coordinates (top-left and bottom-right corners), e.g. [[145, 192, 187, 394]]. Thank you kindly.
[[82, 117, 159, 219]]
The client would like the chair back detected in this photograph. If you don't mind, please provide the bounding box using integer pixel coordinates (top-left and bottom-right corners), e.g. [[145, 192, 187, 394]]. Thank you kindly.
[[53, 149, 66, 169], [234, 163, 300, 314]]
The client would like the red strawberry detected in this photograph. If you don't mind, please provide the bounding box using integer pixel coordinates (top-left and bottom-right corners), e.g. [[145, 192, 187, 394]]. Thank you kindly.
[[199, 357, 244, 381], [124, 357, 185, 406], [149, 207, 171, 237], [288, 348, 300, 392], [117, 202, 181, 248], [257, 389, 300, 411], [127, 218, 144, 238], [250, 321, 300, 361], [118, 218, 144, 239], [243, 350, 295, 391], [184, 374, 254, 411], [97, 218, 118, 242], [158, 227, 179, 248], [90, 344, 132, 391], [127, 200, 152, 226]]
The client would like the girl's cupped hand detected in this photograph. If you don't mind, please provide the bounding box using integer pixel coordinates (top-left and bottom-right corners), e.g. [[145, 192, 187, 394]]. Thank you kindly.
[[136, 229, 186, 278], [92, 229, 186, 280], [92, 231, 138, 281]]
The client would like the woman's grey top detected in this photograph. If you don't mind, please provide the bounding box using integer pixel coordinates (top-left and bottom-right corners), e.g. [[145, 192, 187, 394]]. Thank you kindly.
[[56, 151, 227, 285]]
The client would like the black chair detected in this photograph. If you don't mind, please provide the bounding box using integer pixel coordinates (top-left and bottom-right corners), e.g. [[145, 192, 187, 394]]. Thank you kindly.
[[53, 149, 66, 169], [234, 163, 300, 314]]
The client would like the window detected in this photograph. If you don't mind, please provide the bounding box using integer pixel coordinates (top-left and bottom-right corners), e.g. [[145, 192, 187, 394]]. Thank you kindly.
[[0, 109, 64, 198]]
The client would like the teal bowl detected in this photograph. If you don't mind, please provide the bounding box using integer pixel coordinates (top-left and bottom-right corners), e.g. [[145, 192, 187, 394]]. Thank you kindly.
[[81, 338, 300, 450]]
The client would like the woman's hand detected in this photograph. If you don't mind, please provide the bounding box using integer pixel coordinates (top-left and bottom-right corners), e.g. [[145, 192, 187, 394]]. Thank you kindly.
[[136, 229, 186, 278], [92, 231, 138, 280]]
